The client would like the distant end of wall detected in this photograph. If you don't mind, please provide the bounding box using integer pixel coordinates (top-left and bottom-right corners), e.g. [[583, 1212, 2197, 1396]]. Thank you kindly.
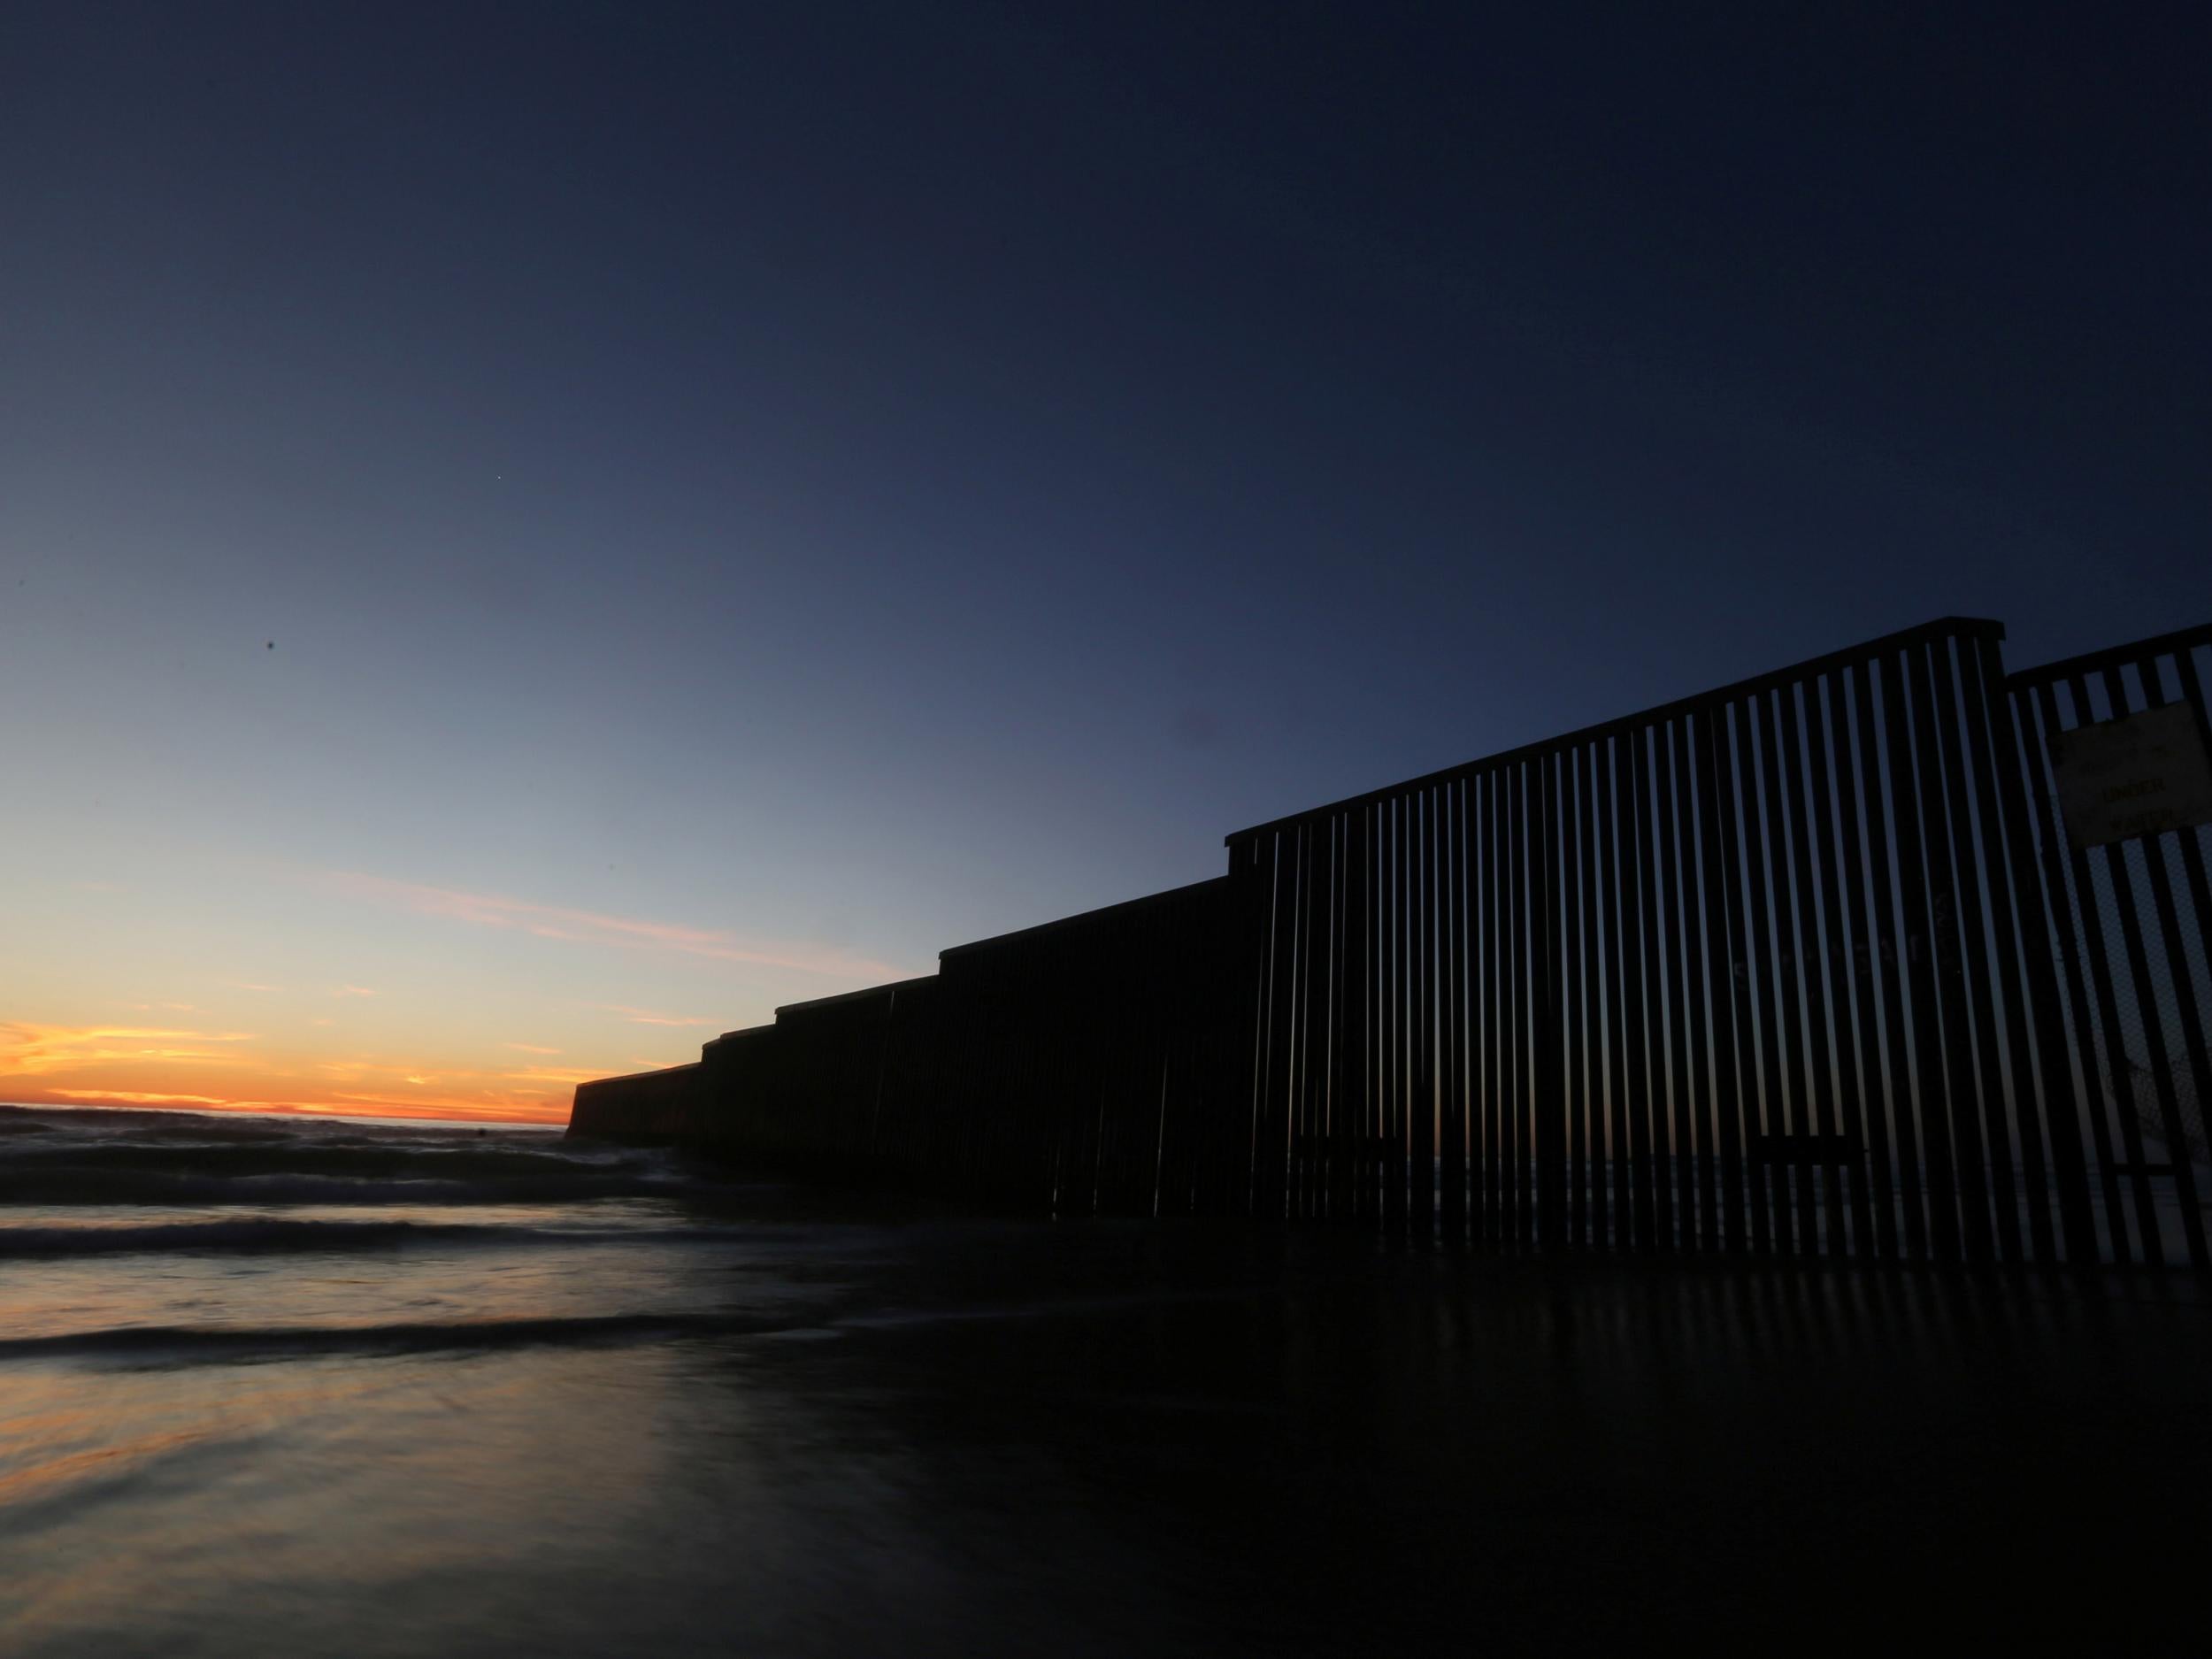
[[566, 1061, 704, 1140]]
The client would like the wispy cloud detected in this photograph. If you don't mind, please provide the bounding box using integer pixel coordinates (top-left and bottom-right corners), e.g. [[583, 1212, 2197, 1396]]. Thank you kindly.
[[310, 1064, 434, 1087], [503, 1064, 610, 1086], [47, 1088, 236, 1108], [601, 1005, 715, 1028], [332, 985, 379, 998], [320, 872, 906, 980], [318, 1092, 568, 1124], [504, 1042, 563, 1055], [73, 880, 123, 895], [12, 1066, 574, 1125], [19, 1079, 570, 1124], [230, 981, 281, 994], [0, 1024, 259, 1074]]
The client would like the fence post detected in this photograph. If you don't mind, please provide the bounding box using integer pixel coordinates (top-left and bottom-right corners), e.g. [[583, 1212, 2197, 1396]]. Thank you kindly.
[[1532, 754, 1564, 1245], [1975, 634, 2097, 1262]]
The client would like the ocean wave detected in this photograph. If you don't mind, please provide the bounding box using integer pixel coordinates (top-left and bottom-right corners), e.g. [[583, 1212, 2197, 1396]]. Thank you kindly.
[[0, 1168, 720, 1207], [0, 1217, 779, 1257], [0, 1141, 639, 1180], [0, 1310, 803, 1364], [1, 1217, 548, 1256], [0, 1105, 297, 1141], [0, 1104, 578, 1149]]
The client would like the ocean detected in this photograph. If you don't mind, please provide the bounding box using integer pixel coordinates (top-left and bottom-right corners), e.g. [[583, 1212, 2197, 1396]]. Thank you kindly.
[[2, 1102, 2207, 1655]]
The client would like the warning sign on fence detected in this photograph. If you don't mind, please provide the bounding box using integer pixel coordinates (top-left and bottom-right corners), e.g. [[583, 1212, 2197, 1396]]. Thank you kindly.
[[2049, 702, 2212, 849]]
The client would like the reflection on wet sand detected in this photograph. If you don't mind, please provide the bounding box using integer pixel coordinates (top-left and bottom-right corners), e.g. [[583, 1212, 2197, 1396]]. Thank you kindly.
[[3, 1111, 2207, 1655]]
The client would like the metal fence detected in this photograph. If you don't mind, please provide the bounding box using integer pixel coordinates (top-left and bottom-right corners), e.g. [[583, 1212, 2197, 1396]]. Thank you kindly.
[[1230, 617, 2212, 1268], [574, 614, 2210, 1271], [2005, 626, 2212, 1269]]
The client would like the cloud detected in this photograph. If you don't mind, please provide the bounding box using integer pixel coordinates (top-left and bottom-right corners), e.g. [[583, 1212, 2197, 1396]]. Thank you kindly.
[[313, 1059, 436, 1083], [231, 982, 281, 994], [601, 1005, 715, 1027], [332, 985, 379, 998], [504, 1042, 563, 1055], [319, 871, 908, 980], [0, 1024, 259, 1074], [8, 1062, 574, 1126], [46, 1088, 236, 1108], [323, 1091, 571, 1124], [73, 880, 124, 894]]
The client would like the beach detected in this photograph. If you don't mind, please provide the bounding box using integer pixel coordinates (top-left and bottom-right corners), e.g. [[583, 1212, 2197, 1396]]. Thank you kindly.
[[2, 1103, 2206, 1655]]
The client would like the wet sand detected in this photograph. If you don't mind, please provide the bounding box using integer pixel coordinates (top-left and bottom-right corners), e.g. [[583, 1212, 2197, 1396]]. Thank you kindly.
[[3, 1110, 2207, 1655]]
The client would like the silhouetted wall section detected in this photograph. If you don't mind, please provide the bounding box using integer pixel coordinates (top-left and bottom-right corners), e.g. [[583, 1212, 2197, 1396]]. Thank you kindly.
[[931, 879, 1246, 1214], [569, 1062, 703, 1141], [572, 880, 1240, 1214], [572, 619, 2212, 1269]]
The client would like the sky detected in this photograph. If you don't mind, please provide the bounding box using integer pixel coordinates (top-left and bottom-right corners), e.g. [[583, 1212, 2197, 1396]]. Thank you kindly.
[[4, 2, 2207, 1123]]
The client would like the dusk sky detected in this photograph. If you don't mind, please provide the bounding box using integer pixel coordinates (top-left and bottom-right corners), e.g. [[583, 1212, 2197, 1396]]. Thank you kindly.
[[4, 3, 2207, 1121]]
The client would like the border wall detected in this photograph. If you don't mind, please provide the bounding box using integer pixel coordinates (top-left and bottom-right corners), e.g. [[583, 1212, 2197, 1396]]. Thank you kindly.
[[570, 618, 2212, 1267], [572, 879, 1241, 1214]]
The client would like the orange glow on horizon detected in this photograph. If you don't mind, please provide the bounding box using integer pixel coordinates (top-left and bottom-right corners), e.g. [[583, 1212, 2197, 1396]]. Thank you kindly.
[[0, 1020, 662, 1125], [0, 864, 912, 1130], [14, 1085, 572, 1126]]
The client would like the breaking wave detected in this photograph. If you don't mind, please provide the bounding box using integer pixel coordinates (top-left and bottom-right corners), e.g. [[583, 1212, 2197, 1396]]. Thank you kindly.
[[0, 1310, 807, 1364], [1, 1141, 615, 1179], [0, 1104, 741, 1208], [0, 1105, 862, 1373], [0, 1217, 772, 1258], [0, 1167, 710, 1207]]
